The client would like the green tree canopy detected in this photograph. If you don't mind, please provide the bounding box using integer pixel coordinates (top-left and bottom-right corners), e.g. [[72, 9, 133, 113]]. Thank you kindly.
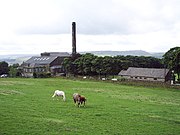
[[0, 61, 9, 75], [163, 46, 180, 81], [62, 53, 163, 78]]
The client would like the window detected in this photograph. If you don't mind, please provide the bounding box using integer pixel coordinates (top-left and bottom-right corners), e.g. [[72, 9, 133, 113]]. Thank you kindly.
[[154, 78, 157, 80]]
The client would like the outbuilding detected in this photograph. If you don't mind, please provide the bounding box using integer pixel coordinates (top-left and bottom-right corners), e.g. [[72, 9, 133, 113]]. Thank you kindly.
[[118, 67, 171, 82]]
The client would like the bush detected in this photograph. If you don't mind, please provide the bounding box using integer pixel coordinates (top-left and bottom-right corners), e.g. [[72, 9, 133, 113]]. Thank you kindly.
[[119, 77, 127, 81], [33, 73, 37, 78], [34, 73, 51, 78]]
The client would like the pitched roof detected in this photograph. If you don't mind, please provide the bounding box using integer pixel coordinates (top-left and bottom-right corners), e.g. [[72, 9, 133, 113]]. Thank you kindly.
[[119, 67, 170, 79], [24, 56, 58, 66]]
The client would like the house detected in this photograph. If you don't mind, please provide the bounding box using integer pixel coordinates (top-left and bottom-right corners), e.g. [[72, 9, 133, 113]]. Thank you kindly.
[[21, 52, 70, 77], [118, 67, 171, 82]]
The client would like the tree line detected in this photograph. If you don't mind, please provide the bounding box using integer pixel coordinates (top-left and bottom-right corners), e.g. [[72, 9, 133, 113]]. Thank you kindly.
[[63, 53, 164, 77]]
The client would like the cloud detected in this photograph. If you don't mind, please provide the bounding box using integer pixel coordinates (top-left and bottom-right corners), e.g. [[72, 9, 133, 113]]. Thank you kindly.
[[13, 0, 180, 36], [0, 0, 180, 55]]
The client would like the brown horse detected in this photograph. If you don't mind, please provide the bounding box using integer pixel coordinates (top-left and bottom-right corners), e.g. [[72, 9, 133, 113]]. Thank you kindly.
[[73, 93, 86, 107], [78, 96, 86, 107]]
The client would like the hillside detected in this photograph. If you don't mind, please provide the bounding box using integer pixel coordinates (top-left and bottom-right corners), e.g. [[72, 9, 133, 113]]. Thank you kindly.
[[0, 54, 36, 65], [80, 50, 164, 58]]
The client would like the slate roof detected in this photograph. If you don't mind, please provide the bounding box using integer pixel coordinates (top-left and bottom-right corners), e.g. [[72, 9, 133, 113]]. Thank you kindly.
[[22, 52, 70, 68], [119, 67, 170, 79], [24, 56, 58, 67]]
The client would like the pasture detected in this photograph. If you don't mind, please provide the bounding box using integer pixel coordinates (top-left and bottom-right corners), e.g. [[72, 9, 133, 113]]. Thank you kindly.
[[0, 78, 180, 135]]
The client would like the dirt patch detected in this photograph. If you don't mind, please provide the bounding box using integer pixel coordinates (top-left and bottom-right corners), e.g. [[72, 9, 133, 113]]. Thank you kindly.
[[0, 90, 24, 95], [72, 88, 105, 93], [0, 81, 33, 86]]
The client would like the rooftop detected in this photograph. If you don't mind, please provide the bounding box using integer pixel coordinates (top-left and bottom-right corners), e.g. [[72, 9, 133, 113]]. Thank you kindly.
[[119, 67, 170, 78]]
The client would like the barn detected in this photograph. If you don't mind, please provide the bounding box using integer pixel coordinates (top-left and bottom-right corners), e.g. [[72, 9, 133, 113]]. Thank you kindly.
[[118, 67, 171, 82]]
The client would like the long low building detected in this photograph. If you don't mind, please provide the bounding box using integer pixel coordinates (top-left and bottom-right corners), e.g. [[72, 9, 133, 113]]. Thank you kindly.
[[118, 67, 171, 82], [20, 52, 70, 77]]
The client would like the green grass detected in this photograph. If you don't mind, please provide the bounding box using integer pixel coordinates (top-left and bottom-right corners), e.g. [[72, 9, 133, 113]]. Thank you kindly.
[[0, 78, 180, 135]]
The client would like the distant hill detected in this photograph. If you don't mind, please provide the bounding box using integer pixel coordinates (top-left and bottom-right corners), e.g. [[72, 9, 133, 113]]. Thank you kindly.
[[0, 54, 37, 65], [80, 50, 164, 58], [0, 50, 164, 65]]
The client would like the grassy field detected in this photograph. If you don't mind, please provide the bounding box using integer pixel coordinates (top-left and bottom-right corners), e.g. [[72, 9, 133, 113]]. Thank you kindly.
[[0, 78, 180, 135]]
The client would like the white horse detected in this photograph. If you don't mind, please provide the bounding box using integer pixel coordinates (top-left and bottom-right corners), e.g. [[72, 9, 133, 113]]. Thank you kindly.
[[52, 90, 66, 101]]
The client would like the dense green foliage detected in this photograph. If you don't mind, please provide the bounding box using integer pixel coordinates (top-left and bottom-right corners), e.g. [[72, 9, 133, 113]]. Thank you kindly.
[[0, 61, 9, 75], [8, 63, 21, 77], [63, 53, 163, 77], [163, 47, 180, 81], [0, 78, 179, 135]]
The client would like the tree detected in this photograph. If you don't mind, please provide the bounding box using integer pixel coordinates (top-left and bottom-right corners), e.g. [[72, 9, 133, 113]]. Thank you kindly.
[[62, 58, 73, 76], [0, 61, 9, 75], [163, 47, 180, 81], [9, 63, 21, 77], [91, 56, 104, 78], [62, 53, 81, 76], [82, 53, 96, 75]]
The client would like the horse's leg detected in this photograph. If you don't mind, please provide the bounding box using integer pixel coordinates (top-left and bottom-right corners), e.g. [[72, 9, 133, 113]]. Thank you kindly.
[[83, 101, 85, 107], [78, 101, 81, 107], [52, 94, 56, 100], [73, 98, 77, 106], [52, 94, 55, 98], [63, 95, 66, 101]]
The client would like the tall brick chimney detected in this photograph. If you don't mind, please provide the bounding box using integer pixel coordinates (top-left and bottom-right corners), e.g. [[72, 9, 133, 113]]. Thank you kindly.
[[72, 22, 76, 55]]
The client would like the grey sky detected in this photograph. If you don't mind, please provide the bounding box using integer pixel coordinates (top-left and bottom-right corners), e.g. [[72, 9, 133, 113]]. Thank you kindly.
[[0, 0, 180, 55]]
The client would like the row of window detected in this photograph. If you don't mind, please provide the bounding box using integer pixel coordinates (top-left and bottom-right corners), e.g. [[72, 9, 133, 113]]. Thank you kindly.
[[24, 68, 46, 73], [34, 57, 50, 61], [130, 76, 157, 80]]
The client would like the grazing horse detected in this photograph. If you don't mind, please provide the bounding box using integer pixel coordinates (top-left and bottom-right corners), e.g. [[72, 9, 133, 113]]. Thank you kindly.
[[73, 93, 81, 104], [52, 90, 66, 101], [73, 93, 86, 107], [78, 96, 86, 107]]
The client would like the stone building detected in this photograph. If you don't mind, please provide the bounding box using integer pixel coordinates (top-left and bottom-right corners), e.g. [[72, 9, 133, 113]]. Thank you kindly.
[[21, 52, 70, 77], [118, 67, 171, 82]]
